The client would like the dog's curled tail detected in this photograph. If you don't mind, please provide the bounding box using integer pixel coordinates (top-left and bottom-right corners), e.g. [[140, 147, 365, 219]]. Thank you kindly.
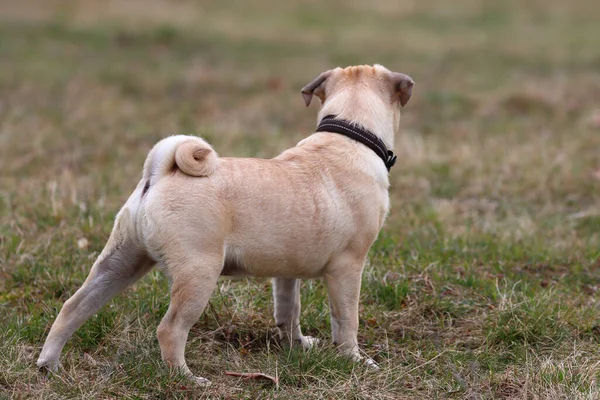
[[175, 140, 218, 177], [143, 135, 218, 185]]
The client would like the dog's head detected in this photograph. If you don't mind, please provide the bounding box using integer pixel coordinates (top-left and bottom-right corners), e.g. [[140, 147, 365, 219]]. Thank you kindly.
[[301, 65, 413, 108], [301, 65, 414, 147]]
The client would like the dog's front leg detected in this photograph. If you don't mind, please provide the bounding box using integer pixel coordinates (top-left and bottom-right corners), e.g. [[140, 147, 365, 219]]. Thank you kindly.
[[272, 278, 318, 349], [324, 255, 378, 368]]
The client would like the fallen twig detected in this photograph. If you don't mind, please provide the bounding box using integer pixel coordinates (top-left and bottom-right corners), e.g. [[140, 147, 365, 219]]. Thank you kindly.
[[225, 371, 279, 385]]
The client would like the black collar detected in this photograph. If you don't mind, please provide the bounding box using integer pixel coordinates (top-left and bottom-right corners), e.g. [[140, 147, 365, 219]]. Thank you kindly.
[[316, 115, 397, 171]]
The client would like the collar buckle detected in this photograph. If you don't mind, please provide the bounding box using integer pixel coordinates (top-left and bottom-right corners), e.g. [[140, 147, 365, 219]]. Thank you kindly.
[[385, 150, 397, 170]]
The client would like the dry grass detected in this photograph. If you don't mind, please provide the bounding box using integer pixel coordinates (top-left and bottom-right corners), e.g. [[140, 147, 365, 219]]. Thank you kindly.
[[1, 0, 600, 398]]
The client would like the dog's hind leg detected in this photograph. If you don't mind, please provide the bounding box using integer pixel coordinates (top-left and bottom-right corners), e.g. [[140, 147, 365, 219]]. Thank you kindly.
[[273, 278, 319, 349], [156, 250, 223, 386], [36, 209, 153, 372]]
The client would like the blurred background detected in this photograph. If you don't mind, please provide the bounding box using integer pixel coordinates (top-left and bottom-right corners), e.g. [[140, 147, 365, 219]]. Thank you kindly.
[[1, 0, 599, 235], [1, 0, 600, 397]]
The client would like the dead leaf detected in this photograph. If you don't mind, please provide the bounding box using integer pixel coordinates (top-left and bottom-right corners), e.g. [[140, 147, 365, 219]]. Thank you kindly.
[[225, 371, 278, 384]]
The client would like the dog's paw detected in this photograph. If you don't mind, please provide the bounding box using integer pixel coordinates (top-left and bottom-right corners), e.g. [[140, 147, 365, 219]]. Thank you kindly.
[[36, 358, 60, 374], [297, 335, 320, 349], [194, 376, 212, 386], [346, 352, 379, 369], [37, 363, 60, 375], [364, 357, 380, 369]]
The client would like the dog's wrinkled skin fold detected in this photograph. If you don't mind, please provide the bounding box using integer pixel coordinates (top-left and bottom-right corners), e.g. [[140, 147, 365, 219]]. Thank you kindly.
[[37, 64, 414, 385]]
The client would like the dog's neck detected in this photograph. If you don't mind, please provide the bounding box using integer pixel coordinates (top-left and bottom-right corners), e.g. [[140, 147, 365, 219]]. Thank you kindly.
[[315, 115, 397, 171], [316, 90, 400, 150]]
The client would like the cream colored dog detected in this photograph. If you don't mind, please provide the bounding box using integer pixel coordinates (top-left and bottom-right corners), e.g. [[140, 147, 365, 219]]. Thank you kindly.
[[37, 64, 414, 385]]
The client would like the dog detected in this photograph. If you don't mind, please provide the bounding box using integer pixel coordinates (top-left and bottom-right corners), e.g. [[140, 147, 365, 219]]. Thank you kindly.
[[36, 64, 414, 385]]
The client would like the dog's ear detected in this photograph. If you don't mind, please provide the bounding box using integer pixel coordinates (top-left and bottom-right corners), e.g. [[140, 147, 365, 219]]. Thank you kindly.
[[301, 70, 331, 107], [390, 72, 415, 107]]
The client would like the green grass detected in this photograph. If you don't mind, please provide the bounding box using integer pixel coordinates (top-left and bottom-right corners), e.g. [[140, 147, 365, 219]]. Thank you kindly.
[[1, 0, 600, 398]]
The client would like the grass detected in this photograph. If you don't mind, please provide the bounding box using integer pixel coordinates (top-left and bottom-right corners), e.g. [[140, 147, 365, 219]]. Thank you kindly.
[[1, 0, 600, 398]]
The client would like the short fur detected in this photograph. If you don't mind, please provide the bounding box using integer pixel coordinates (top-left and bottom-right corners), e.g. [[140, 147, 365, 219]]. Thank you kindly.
[[37, 64, 414, 385]]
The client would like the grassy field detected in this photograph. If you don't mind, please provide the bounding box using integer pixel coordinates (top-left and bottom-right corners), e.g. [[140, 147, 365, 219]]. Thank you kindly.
[[1, 0, 600, 398]]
